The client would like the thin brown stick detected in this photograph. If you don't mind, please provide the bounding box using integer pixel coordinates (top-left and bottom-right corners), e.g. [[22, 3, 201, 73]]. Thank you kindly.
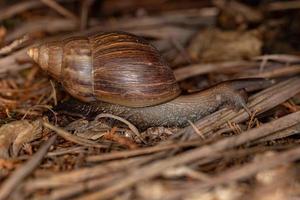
[[79, 0, 94, 30], [267, 1, 300, 11], [25, 158, 137, 191], [5, 18, 77, 43], [83, 8, 218, 36], [187, 120, 205, 139], [0, 0, 76, 21], [0, 35, 29, 55], [0, 48, 30, 75], [95, 113, 144, 143], [48, 174, 121, 200], [47, 146, 86, 157], [174, 61, 257, 81], [0, 0, 41, 21], [242, 65, 300, 79], [25, 153, 162, 191], [37, 153, 165, 200], [40, 0, 78, 21], [103, 127, 139, 149], [257, 122, 300, 143], [43, 121, 108, 148], [0, 135, 56, 200], [86, 140, 203, 162], [253, 54, 300, 63]]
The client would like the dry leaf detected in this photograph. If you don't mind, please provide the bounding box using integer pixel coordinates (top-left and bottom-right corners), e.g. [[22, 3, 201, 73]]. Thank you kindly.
[[0, 158, 15, 170], [188, 28, 262, 62], [141, 127, 177, 144], [65, 118, 110, 140], [0, 119, 43, 158]]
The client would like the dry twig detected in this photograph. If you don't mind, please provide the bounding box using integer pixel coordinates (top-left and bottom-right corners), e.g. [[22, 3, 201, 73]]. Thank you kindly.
[[42, 121, 108, 149], [40, 0, 78, 21], [0, 0, 76, 21]]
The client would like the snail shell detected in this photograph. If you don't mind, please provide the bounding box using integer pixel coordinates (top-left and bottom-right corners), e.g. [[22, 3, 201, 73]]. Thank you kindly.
[[28, 32, 181, 107]]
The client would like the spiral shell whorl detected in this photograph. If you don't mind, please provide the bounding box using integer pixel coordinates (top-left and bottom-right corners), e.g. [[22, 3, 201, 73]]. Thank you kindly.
[[27, 42, 63, 81], [27, 47, 39, 64]]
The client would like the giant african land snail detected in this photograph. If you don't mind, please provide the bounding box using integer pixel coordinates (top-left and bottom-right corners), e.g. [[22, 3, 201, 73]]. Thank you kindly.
[[28, 31, 268, 129]]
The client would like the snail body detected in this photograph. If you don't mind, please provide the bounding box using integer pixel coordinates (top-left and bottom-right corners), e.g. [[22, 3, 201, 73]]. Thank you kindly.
[[28, 32, 269, 130], [56, 79, 256, 130]]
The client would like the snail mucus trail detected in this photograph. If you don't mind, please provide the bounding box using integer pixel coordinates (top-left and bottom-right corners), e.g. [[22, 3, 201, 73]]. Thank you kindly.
[[27, 31, 269, 130]]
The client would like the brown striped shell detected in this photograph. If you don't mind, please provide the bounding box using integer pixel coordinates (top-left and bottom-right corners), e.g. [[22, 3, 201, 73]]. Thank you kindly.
[[27, 32, 181, 107]]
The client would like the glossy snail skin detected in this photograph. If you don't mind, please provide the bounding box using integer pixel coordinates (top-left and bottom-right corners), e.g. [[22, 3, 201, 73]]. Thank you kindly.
[[28, 31, 269, 130]]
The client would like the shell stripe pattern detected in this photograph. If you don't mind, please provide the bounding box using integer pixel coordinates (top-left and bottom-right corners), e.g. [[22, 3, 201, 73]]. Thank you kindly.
[[61, 37, 95, 102], [90, 32, 180, 107]]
